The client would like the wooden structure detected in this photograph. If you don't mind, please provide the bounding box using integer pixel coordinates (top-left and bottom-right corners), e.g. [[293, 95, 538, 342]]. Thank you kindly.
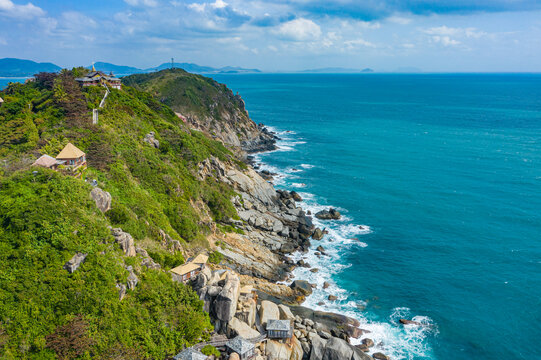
[[0, 97, 3, 106], [56, 143, 87, 175], [173, 349, 209, 360], [225, 336, 256, 360], [170, 254, 208, 283], [266, 320, 292, 340], [75, 64, 121, 90], [32, 154, 58, 170]]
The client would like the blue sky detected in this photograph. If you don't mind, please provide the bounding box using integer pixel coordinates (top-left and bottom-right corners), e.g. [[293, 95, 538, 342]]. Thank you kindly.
[[1, 0, 541, 71]]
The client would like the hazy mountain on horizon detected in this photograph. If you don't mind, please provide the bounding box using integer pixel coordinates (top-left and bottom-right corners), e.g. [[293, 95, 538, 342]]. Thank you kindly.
[[0, 58, 61, 77], [299, 67, 375, 73], [0, 58, 261, 77]]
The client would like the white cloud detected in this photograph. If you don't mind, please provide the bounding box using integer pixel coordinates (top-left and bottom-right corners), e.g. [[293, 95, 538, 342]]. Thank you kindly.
[[431, 35, 460, 46], [344, 38, 376, 49], [387, 15, 412, 25], [424, 26, 486, 38], [0, 0, 44, 19], [124, 0, 158, 7], [276, 18, 321, 41], [188, 0, 228, 12]]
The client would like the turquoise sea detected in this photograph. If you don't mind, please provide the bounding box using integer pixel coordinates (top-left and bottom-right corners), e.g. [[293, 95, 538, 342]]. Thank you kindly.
[[212, 73, 541, 360]]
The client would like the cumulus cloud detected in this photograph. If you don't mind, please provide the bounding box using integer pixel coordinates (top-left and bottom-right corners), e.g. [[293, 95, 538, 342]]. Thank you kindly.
[[431, 36, 460, 46], [124, 0, 158, 7], [0, 0, 44, 19], [424, 26, 486, 38], [276, 18, 322, 41]]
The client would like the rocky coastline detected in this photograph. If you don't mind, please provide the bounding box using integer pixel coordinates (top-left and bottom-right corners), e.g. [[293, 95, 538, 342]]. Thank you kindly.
[[177, 126, 402, 360]]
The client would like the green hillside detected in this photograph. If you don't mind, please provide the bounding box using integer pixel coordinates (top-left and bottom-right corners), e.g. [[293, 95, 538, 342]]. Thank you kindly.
[[0, 68, 244, 358]]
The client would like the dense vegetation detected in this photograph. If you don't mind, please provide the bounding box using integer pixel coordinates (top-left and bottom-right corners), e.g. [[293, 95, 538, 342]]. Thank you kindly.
[[0, 69, 244, 358], [123, 69, 257, 143]]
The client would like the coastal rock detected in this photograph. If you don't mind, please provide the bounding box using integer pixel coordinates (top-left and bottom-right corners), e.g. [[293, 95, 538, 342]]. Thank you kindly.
[[328, 295, 337, 301], [316, 245, 326, 254], [309, 335, 327, 360], [372, 353, 390, 360], [290, 280, 313, 296], [278, 304, 295, 321], [323, 282, 330, 289], [111, 228, 136, 257], [361, 338, 374, 347], [351, 347, 373, 360], [143, 131, 160, 148], [315, 208, 341, 220], [322, 337, 353, 360], [214, 272, 241, 322], [399, 319, 422, 326], [290, 191, 303, 202], [259, 300, 280, 328], [63, 253, 87, 273], [266, 338, 303, 360], [90, 187, 111, 213], [227, 317, 260, 339], [312, 228, 324, 240]]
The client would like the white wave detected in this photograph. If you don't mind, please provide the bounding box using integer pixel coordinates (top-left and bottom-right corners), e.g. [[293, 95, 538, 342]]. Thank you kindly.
[[300, 163, 315, 169]]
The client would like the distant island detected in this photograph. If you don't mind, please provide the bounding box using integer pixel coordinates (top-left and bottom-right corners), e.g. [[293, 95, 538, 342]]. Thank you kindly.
[[0, 58, 262, 77], [300, 67, 375, 73]]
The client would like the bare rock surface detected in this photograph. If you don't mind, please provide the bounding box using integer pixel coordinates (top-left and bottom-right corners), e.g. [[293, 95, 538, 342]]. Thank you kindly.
[[90, 187, 111, 213]]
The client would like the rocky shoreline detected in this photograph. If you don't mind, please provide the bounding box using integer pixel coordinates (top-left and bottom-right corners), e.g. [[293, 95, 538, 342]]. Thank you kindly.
[[177, 126, 403, 360]]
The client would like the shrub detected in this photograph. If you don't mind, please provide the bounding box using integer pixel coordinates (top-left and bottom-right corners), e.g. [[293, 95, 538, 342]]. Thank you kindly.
[[201, 345, 221, 357], [208, 251, 223, 264]]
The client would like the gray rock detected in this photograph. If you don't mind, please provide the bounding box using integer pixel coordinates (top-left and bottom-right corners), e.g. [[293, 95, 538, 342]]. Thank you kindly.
[[290, 280, 313, 296], [328, 295, 338, 301], [322, 337, 353, 360], [259, 300, 280, 328], [290, 191, 303, 202], [111, 228, 136, 257], [116, 283, 126, 301], [143, 131, 159, 148], [312, 228, 324, 240], [278, 304, 295, 321], [315, 208, 341, 220], [361, 338, 374, 348], [372, 353, 390, 360], [214, 272, 240, 322], [318, 331, 332, 339], [227, 317, 260, 339], [127, 270, 138, 290], [63, 253, 87, 273], [352, 347, 373, 360], [90, 187, 111, 213], [323, 282, 331, 289], [309, 335, 327, 360]]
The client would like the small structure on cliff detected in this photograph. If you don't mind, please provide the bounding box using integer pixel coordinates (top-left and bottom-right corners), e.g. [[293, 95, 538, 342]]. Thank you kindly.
[[56, 143, 87, 175], [225, 336, 255, 360], [173, 349, 209, 360], [0, 97, 3, 106], [266, 319, 292, 340], [170, 253, 208, 283], [32, 154, 58, 170], [75, 64, 122, 90]]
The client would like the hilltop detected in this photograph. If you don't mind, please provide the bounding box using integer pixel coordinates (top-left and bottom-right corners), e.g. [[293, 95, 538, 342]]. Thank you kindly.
[[123, 69, 276, 153]]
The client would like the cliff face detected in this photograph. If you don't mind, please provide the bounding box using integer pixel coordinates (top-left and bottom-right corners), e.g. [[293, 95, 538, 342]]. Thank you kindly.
[[122, 69, 276, 153]]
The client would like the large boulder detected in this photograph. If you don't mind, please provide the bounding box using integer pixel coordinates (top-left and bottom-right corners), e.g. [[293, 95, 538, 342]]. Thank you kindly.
[[278, 304, 295, 321], [315, 208, 341, 220], [309, 335, 327, 360], [312, 228, 324, 240], [351, 347, 373, 360], [322, 337, 353, 360], [214, 272, 240, 322], [90, 187, 112, 213], [266, 340, 290, 360], [259, 300, 280, 328], [111, 228, 136, 257], [227, 317, 260, 339], [290, 280, 313, 296], [236, 298, 257, 327]]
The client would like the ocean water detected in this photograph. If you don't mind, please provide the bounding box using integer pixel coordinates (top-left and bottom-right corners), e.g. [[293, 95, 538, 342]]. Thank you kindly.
[[211, 73, 541, 360], [0, 78, 29, 89]]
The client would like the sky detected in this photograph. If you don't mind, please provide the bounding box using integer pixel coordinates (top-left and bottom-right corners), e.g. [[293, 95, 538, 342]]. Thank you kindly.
[[1, 0, 541, 72]]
